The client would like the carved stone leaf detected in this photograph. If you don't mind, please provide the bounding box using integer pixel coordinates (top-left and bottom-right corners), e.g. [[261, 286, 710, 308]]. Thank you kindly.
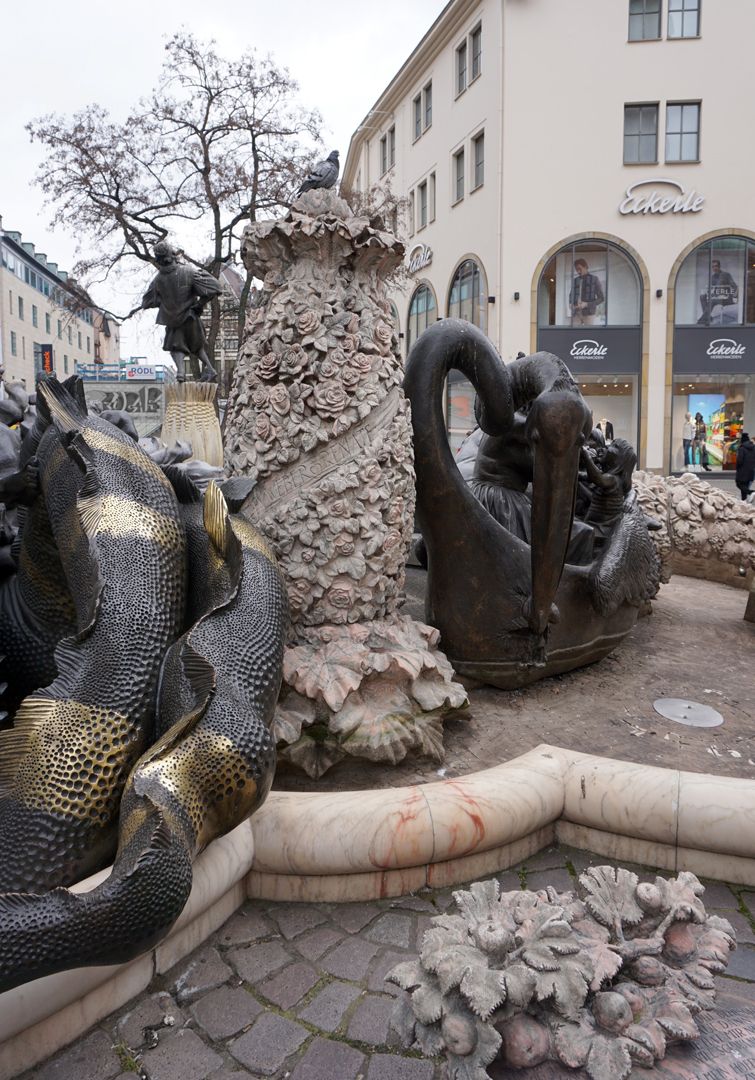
[[554, 1019, 592, 1068], [410, 711, 446, 762], [453, 880, 501, 926], [459, 966, 506, 1020], [522, 942, 562, 973], [386, 959, 425, 991], [272, 690, 317, 746], [391, 993, 418, 1048], [585, 1034, 633, 1080], [411, 983, 444, 1025], [288, 639, 365, 711], [502, 962, 537, 1008], [446, 1022, 502, 1080], [432, 948, 490, 997], [654, 1001, 699, 1041], [587, 941, 624, 990], [277, 732, 345, 779], [414, 1019, 445, 1057], [410, 673, 468, 712], [580, 867, 643, 931]]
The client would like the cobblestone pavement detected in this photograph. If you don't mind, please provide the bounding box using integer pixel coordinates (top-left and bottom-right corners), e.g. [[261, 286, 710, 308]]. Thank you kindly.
[[20, 845, 755, 1080]]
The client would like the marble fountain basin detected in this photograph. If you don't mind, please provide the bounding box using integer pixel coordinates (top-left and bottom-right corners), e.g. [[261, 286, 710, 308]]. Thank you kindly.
[[2, 744, 755, 1079]]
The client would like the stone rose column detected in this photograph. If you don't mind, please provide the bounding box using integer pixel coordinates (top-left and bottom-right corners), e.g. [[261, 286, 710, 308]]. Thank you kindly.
[[224, 189, 466, 777]]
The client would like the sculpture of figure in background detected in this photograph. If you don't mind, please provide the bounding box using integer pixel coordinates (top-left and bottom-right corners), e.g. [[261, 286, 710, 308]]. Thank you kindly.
[[141, 242, 223, 383], [581, 437, 637, 545]]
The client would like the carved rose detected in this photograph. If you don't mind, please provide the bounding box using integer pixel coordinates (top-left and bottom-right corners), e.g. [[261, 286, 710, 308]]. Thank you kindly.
[[329, 347, 348, 367], [374, 322, 393, 349], [269, 385, 291, 415], [341, 366, 362, 390], [359, 459, 382, 485], [253, 414, 273, 441], [319, 358, 339, 380], [352, 353, 373, 374], [333, 532, 356, 556], [328, 584, 354, 609], [341, 334, 358, 354], [313, 380, 349, 418], [288, 579, 311, 609], [385, 501, 405, 525], [383, 530, 403, 553], [297, 309, 320, 335], [301, 547, 316, 563], [328, 497, 352, 517], [251, 387, 269, 408], [257, 352, 280, 380], [281, 344, 307, 376]]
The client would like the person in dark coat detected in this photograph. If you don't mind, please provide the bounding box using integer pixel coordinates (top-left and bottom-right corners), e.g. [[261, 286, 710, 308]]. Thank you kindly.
[[735, 432, 755, 499]]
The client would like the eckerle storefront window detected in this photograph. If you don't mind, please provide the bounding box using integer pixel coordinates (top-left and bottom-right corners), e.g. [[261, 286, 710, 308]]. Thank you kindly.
[[537, 240, 643, 448], [445, 258, 488, 449], [406, 282, 438, 351], [671, 236, 755, 472]]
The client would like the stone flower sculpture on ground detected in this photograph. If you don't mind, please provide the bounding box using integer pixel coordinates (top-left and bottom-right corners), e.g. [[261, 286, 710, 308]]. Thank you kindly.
[[388, 868, 736, 1080], [224, 188, 466, 776]]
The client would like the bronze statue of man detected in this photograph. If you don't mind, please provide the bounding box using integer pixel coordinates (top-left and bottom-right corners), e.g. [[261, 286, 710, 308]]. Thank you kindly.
[[141, 242, 223, 382]]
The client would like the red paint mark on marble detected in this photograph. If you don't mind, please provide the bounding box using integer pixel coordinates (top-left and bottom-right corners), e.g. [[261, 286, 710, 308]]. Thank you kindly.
[[368, 789, 428, 870], [438, 780, 487, 855]]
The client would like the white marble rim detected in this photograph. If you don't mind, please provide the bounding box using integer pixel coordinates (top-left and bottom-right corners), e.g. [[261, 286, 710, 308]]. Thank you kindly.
[[2, 743, 754, 1078]]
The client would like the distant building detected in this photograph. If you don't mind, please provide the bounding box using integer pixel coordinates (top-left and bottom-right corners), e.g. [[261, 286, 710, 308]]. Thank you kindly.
[[0, 214, 120, 386], [344, 0, 755, 474]]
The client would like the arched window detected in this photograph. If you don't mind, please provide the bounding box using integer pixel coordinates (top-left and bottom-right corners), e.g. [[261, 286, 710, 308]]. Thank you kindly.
[[670, 235, 755, 473], [447, 258, 487, 331], [674, 236, 753, 327], [537, 240, 640, 328], [406, 283, 438, 350]]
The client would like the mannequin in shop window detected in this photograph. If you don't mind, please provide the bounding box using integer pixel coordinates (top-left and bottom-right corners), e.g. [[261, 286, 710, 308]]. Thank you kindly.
[[693, 411, 712, 471], [597, 417, 614, 441], [698, 260, 738, 325], [682, 411, 694, 469]]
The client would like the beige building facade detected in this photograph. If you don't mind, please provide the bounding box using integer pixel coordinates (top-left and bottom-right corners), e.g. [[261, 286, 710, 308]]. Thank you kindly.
[[0, 217, 119, 386], [344, 0, 755, 473]]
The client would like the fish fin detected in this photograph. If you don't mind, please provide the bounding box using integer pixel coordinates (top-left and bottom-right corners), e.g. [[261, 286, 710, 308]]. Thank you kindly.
[[36, 377, 87, 434], [203, 481, 229, 557], [0, 886, 76, 916], [63, 432, 103, 540], [0, 695, 56, 795], [162, 464, 202, 505], [62, 375, 89, 416], [141, 642, 216, 769]]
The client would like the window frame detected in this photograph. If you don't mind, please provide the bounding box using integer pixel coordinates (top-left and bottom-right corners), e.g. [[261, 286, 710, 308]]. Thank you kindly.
[[380, 134, 388, 176], [456, 40, 467, 97], [388, 125, 396, 168], [10, 330, 17, 356], [623, 102, 659, 165], [668, 0, 701, 38], [423, 82, 433, 130], [406, 281, 438, 351], [665, 100, 701, 163], [472, 131, 485, 191], [628, 0, 662, 41], [453, 147, 465, 204], [418, 180, 428, 230], [413, 94, 422, 141], [471, 23, 482, 81]]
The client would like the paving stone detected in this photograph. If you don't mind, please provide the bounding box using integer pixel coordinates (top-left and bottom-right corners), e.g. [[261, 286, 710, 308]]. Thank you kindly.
[[367, 1053, 436, 1079], [228, 939, 292, 984], [294, 925, 346, 961], [524, 868, 575, 894], [139, 1027, 223, 1080], [496, 870, 523, 893], [217, 906, 277, 946], [258, 959, 320, 1009], [364, 912, 415, 948], [330, 902, 382, 933], [431, 890, 455, 911], [701, 880, 740, 909], [190, 984, 264, 1039], [289, 1035, 366, 1079], [271, 902, 329, 939], [320, 936, 380, 979], [229, 1012, 309, 1075], [723, 942, 755, 981], [173, 946, 233, 1003], [742, 891, 755, 917], [297, 980, 362, 1031], [32, 1030, 122, 1080], [522, 846, 565, 872], [391, 894, 436, 913], [115, 990, 183, 1048], [367, 948, 415, 993], [347, 993, 397, 1045]]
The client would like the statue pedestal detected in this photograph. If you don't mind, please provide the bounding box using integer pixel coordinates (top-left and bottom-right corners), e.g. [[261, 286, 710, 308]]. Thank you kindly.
[[162, 382, 223, 467]]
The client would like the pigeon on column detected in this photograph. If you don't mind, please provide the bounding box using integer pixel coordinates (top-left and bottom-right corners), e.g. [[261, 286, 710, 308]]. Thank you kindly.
[[296, 150, 340, 195]]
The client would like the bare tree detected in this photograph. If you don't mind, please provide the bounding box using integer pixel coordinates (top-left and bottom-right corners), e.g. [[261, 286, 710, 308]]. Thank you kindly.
[[28, 32, 322, 383]]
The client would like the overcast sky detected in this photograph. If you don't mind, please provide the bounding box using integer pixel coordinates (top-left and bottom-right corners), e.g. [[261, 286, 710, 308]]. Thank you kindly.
[[0, 0, 445, 358]]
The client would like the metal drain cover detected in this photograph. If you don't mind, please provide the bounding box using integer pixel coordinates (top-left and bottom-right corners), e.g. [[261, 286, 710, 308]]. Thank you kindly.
[[653, 698, 724, 727]]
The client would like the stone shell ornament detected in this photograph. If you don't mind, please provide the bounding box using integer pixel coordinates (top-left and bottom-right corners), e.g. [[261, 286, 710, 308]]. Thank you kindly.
[[387, 868, 736, 1080]]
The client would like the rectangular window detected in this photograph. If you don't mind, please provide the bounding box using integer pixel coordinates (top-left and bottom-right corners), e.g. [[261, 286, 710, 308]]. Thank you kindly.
[[32, 304, 38, 328], [63, 354, 69, 374], [87, 335, 90, 352], [628, 0, 661, 40], [623, 103, 658, 163], [424, 82, 432, 129], [45, 313, 51, 333], [471, 24, 482, 79], [10, 331, 17, 356], [409, 189, 416, 235], [388, 125, 395, 168], [22, 337, 26, 359], [418, 181, 428, 229], [78, 331, 82, 348], [429, 172, 436, 222], [456, 41, 467, 96], [454, 148, 465, 203], [666, 101, 700, 161], [57, 319, 62, 339], [668, 0, 700, 38], [413, 95, 422, 140], [8, 291, 11, 314], [472, 132, 484, 189], [380, 135, 388, 176], [67, 326, 72, 344], [18, 296, 24, 320]]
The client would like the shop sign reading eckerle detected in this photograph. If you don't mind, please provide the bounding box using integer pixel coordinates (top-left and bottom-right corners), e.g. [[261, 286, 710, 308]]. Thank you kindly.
[[407, 243, 433, 274], [619, 178, 705, 216], [570, 339, 608, 360]]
